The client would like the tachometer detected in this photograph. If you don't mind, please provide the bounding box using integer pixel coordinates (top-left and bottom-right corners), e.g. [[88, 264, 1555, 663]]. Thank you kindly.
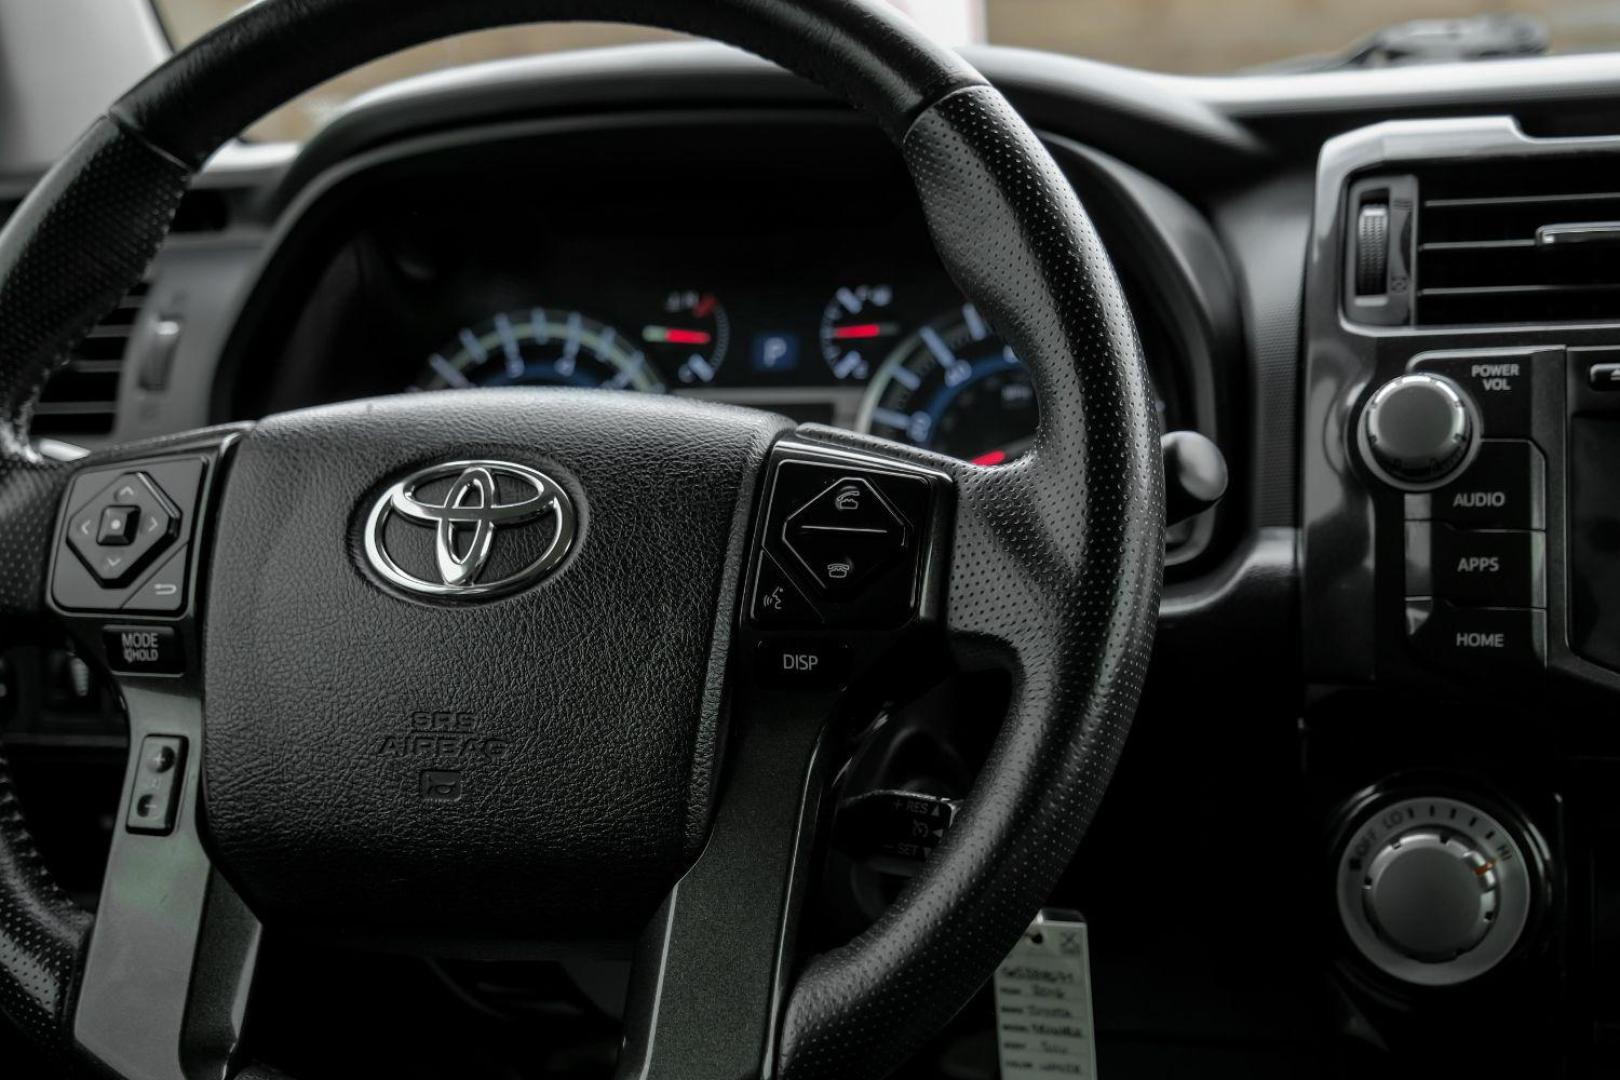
[[855, 303, 1036, 464], [416, 308, 663, 392], [819, 283, 901, 382]]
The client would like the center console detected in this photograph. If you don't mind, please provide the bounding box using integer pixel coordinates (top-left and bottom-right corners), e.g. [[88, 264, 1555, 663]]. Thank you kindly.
[[1303, 116, 1620, 1072]]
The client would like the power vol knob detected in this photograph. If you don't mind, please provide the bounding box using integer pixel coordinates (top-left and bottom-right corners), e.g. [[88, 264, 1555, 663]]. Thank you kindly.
[[1359, 373, 1478, 489]]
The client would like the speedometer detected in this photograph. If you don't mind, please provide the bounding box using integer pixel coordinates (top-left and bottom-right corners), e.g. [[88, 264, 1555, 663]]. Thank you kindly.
[[416, 308, 663, 393], [855, 304, 1037, 464]]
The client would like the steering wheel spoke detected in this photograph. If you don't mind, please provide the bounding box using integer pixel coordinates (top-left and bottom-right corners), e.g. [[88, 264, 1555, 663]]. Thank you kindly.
[[74, 684, 259, 1080], [20, 427, 252, 1079], [619, 429, 956, 1079], [617, 684, 830, 1080]]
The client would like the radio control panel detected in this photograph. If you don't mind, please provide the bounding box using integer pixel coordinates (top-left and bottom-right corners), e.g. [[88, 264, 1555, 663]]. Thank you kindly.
[[1354, 349, 1555, 679]]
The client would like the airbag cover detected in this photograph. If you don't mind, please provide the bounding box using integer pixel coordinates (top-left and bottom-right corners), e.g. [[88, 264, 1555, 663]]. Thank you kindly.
[[202, 389, 787, 942]]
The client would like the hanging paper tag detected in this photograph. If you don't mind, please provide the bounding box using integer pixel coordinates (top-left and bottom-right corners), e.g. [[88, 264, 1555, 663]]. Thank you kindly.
[[993, 909, 1098, 1078]]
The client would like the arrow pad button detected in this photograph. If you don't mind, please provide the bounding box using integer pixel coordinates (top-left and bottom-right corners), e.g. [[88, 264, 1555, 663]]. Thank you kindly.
[[65, 471, 179, 587]]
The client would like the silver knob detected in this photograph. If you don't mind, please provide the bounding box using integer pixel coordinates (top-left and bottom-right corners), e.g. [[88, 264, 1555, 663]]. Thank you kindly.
[[1335, 794, 1539, 987], [1360, 373, 1476, 487], [1362, 828, 1498, 961]]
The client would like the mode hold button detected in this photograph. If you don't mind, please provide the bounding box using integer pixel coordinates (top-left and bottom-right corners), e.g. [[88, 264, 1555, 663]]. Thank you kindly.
[[102, 625, 184, 675], [1406, 600, 1546, 672]]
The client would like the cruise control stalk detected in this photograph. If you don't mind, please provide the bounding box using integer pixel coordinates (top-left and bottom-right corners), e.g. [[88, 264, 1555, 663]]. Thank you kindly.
[[1162, 430, 1227, 527]]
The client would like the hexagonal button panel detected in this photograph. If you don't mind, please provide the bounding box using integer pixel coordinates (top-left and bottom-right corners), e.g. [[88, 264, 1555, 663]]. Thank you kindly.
[[67, 472, 179, 587], [782, 476, 908, 598]]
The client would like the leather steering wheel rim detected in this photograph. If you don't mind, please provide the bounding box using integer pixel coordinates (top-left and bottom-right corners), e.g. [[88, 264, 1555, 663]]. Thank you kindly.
[[0, 2, 1163, 1078]]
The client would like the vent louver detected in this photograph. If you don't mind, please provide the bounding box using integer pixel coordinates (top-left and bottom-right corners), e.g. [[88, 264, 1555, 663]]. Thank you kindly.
[[33, 282, 149, 438], [1415, 157, 1620, 326]]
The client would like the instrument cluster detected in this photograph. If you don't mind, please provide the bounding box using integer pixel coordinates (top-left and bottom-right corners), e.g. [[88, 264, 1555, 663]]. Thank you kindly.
[[414, 285, 1088, 464], [224, 121, 1184, 468]]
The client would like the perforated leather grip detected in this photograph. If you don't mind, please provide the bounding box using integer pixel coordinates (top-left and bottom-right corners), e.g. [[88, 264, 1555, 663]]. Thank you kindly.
[[0, 118, 190, 1072], [113, 0, 984, 163], [777, 86, 1163, 1080], [0, 746, 91, 1068]]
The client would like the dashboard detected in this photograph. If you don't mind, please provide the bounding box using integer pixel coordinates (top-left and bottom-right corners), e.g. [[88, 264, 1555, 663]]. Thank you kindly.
[[218, 117, 1188, 472], [27, 31, 1620, 1080]]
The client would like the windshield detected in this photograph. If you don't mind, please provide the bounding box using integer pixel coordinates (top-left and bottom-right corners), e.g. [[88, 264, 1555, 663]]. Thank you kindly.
[[153, 0, 1616, 141]]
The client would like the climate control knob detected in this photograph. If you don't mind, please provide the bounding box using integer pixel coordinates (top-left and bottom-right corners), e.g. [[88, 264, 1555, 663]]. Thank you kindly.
[[1362, 828, 1498, 961], [1333, 792, 1543, 987], [1359, 373, 1477, 488]]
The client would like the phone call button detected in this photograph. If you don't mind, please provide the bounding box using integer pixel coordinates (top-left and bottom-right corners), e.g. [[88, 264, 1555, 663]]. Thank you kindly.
[[783, 476, 908, 597]]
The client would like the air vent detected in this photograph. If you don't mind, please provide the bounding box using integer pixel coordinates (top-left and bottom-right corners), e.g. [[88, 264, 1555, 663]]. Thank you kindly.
[[1414, 157, 1620, 325], [33, 282, 149, 438]]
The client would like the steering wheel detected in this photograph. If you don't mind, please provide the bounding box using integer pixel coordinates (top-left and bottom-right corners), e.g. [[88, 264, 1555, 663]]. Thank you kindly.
[[0, 2, 1162, 1078]]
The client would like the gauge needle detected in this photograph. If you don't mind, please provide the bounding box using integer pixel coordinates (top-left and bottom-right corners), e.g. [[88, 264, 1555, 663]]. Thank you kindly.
[[643, 326, 712, 345], [830, 322, 900, 340], [970, 436, 1036, 466]]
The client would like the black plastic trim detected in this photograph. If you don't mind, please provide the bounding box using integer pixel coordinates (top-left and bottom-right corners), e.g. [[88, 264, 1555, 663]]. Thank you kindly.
[[1303, 115, 1620, 696]]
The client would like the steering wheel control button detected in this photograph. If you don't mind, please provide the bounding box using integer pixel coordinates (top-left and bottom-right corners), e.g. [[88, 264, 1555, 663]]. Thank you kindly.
[[789, 476, 904, 533], [760, 452, 940, 628], [101, 625, 185, 676], [787, 526, 904, 596], [52, 456, 208, 613], [122, 545, 189, 614], [1412, 349, 1546, 438], [146, 743, 178, 773], [1403, 440, 1545, 529], [754, 638, 851, 690], [65, 471, 179, 587], [1360, 372, 1477, 488], [783, 476, 909, 597], [125, 735, 187, 835], [784, 479, 913, 605], [751, 551, 820, 628], [96, 505, 140, 546], [835, 790, 960, 876], [1405, 599, 1546, 672], [1404, 523, 1545, 608]]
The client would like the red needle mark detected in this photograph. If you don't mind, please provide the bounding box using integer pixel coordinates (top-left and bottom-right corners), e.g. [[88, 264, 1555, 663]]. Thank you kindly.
[[693, 294, 717, 318], [830, 323, 884, 340], [971, 449, 1008, 466], [663, 328, 711, 345]]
